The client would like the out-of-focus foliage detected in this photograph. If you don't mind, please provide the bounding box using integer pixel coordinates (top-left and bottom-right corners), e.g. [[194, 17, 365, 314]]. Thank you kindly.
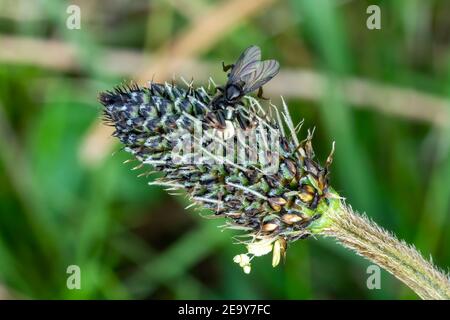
[[0, 0, 448, 299]]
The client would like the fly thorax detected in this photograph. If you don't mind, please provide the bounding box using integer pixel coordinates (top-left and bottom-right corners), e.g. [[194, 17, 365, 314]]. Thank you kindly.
[[225, 84, 242, 102]]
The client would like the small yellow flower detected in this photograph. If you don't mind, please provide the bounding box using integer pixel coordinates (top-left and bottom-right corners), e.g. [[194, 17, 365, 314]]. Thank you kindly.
[[243, 265, 251, 274], [233, 254, 250, 267], [272, 238, 286, 267], [233, 253, 252, 273], [247, 239, 274, 257]]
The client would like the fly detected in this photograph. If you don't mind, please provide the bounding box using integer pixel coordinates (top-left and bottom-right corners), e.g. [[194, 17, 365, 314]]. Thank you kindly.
[[205, 45, 280, 133]]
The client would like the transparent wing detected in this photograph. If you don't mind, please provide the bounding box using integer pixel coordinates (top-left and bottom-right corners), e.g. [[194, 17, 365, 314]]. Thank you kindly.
[[241, 59, 280, 93], [228, 45, 261, 83]]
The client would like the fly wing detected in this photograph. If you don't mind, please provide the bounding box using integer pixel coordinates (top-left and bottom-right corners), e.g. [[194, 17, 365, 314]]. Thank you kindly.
[[241, 59, 280, 94], [227, 45, 261, 83]]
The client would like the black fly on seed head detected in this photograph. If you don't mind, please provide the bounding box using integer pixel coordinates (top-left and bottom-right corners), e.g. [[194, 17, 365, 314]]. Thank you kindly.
[[205, 45, 280, 137], [99, 45, 336, 274], [96, 43, 450, 298]]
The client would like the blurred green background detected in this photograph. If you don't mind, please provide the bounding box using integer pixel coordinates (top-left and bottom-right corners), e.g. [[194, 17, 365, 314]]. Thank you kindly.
[[0, 0, 449, 299]]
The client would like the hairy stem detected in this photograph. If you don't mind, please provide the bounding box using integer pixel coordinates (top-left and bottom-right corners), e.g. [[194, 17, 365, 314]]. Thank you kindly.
[[321, 203, 450, 300]]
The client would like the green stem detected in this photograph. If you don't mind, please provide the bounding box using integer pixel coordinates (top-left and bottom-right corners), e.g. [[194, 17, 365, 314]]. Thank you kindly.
[[320, 202, 450, 300]]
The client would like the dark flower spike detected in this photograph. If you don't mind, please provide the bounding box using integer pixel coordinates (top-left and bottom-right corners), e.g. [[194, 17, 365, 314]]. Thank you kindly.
[[100, 80, 337, 272], [99, 79, 450, 300]]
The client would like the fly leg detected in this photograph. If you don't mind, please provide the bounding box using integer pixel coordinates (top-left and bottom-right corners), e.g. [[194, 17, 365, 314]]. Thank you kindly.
[[205, 111, 225, 130], [214, 86, 224, 94], [222, 61, 234, 72], [222, 61, 235, 75], [236, 110, 251, 130], [215, 109, 227, 129], [257, 87, 269, 100]]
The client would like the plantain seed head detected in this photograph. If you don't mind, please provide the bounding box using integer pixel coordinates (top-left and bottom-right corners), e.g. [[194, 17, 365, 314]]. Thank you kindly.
[[100, 80, 338, 273]]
